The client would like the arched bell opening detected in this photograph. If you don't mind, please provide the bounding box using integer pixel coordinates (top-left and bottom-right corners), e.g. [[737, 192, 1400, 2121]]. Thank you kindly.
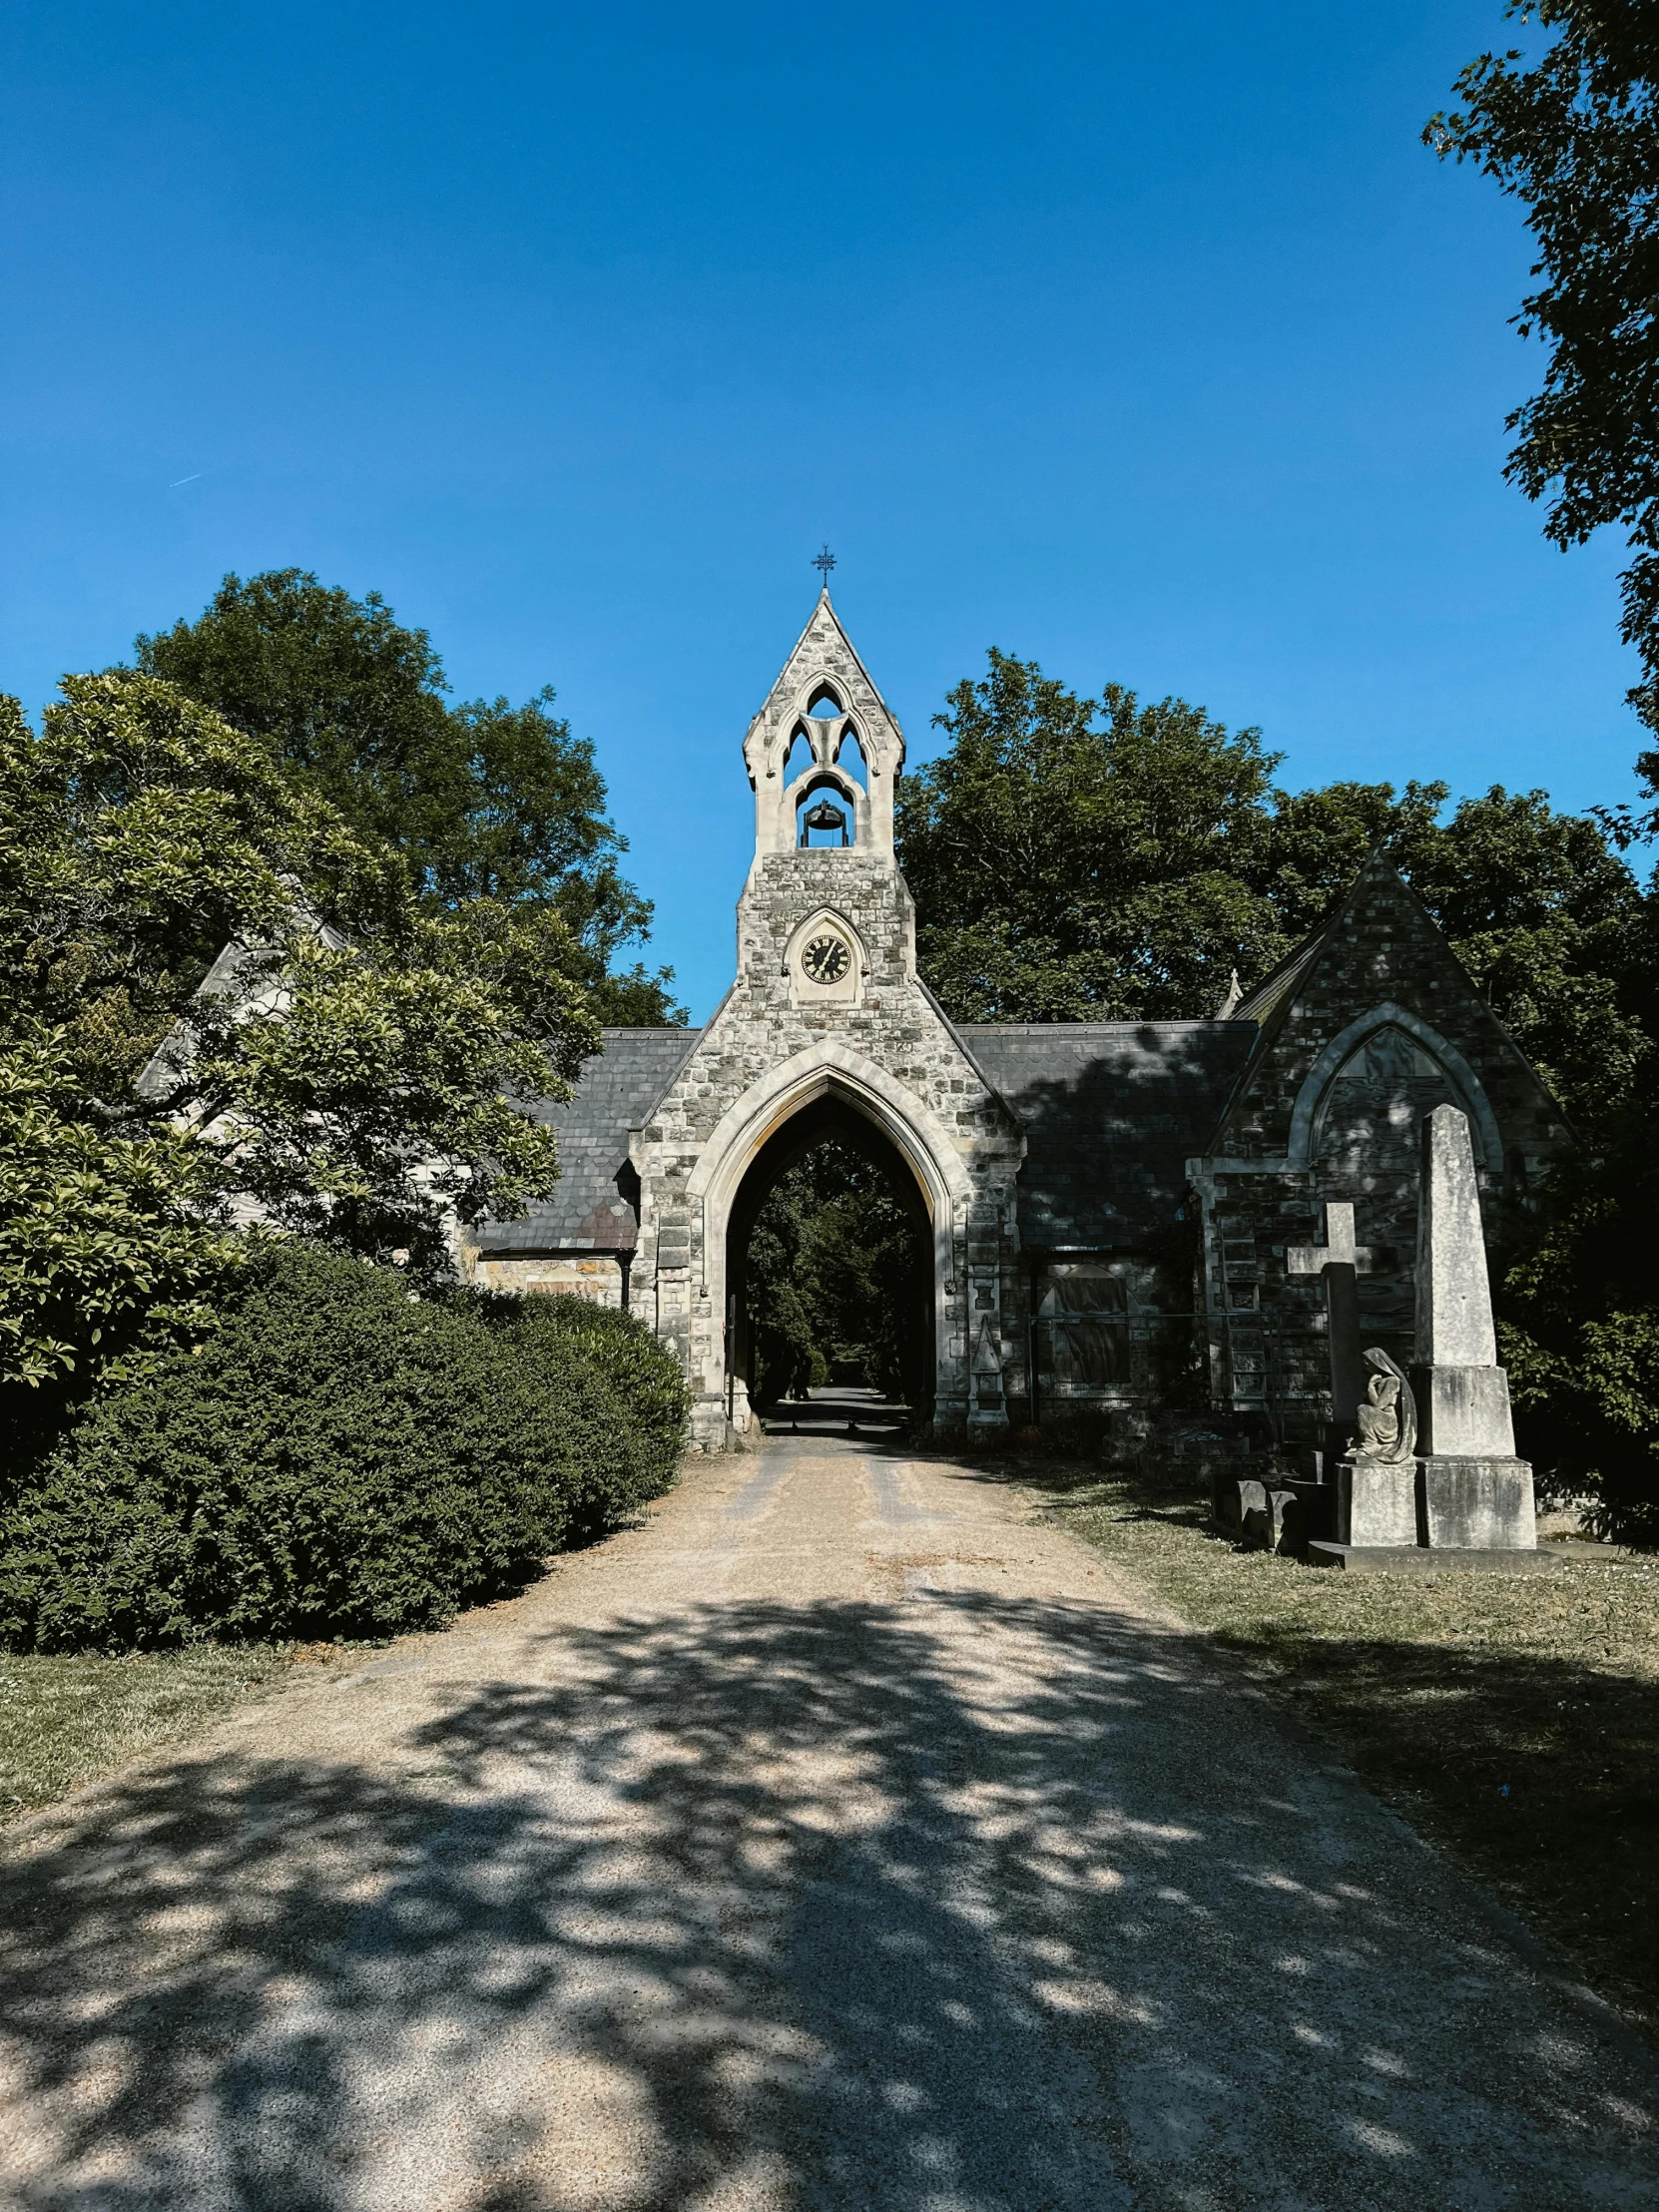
[[794, 769, 861, 847], [725, 1093, 934, 1425]]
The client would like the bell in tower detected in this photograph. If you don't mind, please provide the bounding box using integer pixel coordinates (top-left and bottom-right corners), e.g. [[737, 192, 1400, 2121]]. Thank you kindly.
[[741, 581, 905, 863]]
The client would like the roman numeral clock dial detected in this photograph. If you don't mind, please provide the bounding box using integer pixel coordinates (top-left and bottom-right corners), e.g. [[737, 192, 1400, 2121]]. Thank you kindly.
[[802, 932, 851, 986]]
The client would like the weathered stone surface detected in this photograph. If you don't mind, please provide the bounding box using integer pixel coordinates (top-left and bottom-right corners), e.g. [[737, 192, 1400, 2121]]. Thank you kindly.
[[1187, 855, 1571, 1441], [1413, 1363, 1517, 1459], [1335, 1456, 1419, 1547], [1420, 1455, 1537, 1550], [1408, 1102, 1535, 1547], [1236, 1477, 1271, 1547], [1415, 1102, 1501, 1370], [1308, 1539, 1563, 1575]]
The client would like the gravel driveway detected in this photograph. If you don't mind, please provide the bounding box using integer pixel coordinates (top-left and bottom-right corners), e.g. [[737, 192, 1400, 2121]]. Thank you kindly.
[[1, 1427, 1654, 2210]]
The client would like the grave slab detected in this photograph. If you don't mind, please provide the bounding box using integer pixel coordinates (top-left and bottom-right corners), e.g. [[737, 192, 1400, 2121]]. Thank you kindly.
[[1308, 1539, 1565, 1575]]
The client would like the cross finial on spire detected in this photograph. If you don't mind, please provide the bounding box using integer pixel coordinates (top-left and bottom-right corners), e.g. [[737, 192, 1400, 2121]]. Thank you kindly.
[[812, 544, 836, 592]]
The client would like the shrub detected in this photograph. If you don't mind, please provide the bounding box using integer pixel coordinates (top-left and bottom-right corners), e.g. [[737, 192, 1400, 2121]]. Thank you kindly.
[[0, 1241, 689, 1651], [478, 1292, 690, 1516]]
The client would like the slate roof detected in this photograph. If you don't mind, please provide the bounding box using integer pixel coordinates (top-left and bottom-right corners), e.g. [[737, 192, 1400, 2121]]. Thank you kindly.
[[478, 1018, 1259, 1259], [959, 1022, 1258, 1249], [470, 1028, 701, 1255]]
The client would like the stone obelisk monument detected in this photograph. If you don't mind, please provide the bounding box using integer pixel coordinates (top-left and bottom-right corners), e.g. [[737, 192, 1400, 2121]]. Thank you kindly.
[[1411, 1103, 1537, 1549]]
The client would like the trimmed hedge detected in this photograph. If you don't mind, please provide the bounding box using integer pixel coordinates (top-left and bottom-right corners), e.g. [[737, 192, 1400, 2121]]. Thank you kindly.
[[0, 1241, 689, 1651]]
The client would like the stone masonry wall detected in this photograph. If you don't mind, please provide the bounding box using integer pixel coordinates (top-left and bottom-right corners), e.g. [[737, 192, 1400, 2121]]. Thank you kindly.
[[632, 848, 1027, 1448], [1192, 858, 1572, 1444]]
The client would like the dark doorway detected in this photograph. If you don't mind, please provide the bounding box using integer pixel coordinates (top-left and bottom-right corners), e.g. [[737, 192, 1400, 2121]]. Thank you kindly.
[[726, 1100, 933, 1424]]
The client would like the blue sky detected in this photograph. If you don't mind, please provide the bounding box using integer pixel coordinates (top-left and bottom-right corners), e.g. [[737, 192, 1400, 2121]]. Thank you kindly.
[[1, 3, 1640, 1019]]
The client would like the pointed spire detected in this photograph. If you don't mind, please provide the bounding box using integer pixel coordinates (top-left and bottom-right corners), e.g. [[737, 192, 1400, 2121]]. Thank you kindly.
[[743, 586, 904, 858], [1215, 969, 1244, 1020]]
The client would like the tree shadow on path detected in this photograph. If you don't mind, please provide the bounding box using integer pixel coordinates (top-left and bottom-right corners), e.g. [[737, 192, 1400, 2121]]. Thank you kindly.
[[2, 1588, 1656, 2211]]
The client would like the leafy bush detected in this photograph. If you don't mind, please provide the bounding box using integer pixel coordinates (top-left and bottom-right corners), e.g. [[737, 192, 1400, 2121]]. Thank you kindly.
[[478, 1291, 689, 1510], [1500, 1089, 1659, 1543], [0, 1240, 688, 1651]]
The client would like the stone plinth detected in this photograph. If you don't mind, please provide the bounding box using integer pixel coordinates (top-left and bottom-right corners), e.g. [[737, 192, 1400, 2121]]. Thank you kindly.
[[1412, 1363, 1516, 1458], [1335, 1457, 1419, 1548], [1420, 1455, 1536, 1550]]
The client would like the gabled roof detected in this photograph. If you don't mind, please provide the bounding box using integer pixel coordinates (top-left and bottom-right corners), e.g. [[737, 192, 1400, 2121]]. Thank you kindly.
[[135, 915, 352, 1106], [743, 589, 905, 792], [961, 1022, 1257, 1248], [756, 585, 899, 730], [1206, 848, 1566, 1161], [470, 1028, 701, 1255]]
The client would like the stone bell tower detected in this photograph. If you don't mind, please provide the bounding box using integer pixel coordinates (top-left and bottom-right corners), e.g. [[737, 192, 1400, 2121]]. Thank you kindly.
[[745, 590, 904, 858], [626, 587, 1027, 1448]]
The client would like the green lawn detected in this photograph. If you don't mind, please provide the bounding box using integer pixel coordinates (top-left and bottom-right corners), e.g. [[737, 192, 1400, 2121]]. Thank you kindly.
[[0, 1645, 300, 1823], [1022, 1457, 1659, 2034]]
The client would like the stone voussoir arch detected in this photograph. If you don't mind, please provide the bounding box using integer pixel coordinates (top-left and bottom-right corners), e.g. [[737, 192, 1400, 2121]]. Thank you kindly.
[[1287, 1000, 1502, 1170], [686, 1037, 974, 1327]]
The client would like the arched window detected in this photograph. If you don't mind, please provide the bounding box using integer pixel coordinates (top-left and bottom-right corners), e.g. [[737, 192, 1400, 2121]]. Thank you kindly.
[[782, 728, 814, 786], [834, 728, 868, 789], [1314, 1024, 1466, 1175]]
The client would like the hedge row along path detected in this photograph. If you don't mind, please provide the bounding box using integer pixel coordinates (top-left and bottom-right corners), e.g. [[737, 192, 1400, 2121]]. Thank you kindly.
[[1, 1423, 1655, 2209]]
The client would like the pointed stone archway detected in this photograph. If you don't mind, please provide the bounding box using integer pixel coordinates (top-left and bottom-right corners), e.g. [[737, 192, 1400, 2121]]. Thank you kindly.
[[723, 1086, 935, 1420], [621, 590, 1026, 1449], [674, 1042, 981, 1436]]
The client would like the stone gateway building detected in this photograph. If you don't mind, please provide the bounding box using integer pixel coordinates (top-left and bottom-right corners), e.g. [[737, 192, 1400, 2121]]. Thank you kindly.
[[466, 595, 1573, 1452]]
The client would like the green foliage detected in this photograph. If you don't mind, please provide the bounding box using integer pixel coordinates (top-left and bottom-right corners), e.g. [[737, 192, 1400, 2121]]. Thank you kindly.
[[1398, 785, 1653, 1122], [895, 651, 1286, 1021], [1501, 1053, 1659, 1539], [484, 1290, 692, 1505], [0, 1242, 687, 1651], [0, 1032, 236, 1404], [0, 675, 399, 1101], [898, 650, 1649, 1131], [0, 669, 610, 1401], [1428, 7, 1659, 741], [135, 569, 685, 1021], [745, 1144, 928, 1402]]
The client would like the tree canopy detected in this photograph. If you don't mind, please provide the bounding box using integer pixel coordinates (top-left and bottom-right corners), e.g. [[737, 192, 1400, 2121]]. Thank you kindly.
[[1427, 5, 1659, 779], [896, 650, 1649, 1129], [0, 672, 602, 1408], [744, 1143, 928, 1404], [894, 652, 1286, 1023], [134, 569, 684, 1023]]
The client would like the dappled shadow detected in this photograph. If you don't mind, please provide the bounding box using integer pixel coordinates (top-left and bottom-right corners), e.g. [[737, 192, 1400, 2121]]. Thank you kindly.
[[962, 1021, 1253, 1254], [1, 1581, 1656, 2208]]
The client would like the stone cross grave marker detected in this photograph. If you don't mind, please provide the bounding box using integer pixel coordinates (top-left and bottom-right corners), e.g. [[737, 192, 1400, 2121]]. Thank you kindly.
[[1286, 1201, 1374, 1443]]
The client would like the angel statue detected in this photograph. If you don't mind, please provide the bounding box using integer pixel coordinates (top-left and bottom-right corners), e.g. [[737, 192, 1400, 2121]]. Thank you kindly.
[[1350, 1348, 1416, 1465]]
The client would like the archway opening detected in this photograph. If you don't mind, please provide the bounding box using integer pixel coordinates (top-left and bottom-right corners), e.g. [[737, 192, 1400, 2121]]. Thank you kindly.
[[726, 1095, 933, 1425]]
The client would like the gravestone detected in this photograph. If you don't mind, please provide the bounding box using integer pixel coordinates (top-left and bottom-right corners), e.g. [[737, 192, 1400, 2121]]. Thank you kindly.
[[1411, 1104, 1537, 1549]]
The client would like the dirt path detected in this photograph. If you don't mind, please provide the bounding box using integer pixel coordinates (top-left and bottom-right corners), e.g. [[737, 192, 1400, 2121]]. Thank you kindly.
[[2, 1432, 1654, 2210]]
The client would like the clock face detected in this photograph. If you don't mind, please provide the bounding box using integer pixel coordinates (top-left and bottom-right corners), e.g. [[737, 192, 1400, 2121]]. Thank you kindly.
[[802, 931, 851, 986]]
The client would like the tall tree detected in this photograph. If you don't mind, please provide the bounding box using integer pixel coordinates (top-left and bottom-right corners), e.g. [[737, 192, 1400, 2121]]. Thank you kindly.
[[894, 650, 1288, 1022], [899, 651, 1650, 1130], [1427, 6, 1659, 779], [0, 673, 601, 1407], [134, 570, 684, 1023]]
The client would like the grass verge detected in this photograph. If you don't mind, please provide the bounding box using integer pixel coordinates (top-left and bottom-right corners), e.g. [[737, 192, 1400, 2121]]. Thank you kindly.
[[0, 1646, 301, 1824], [1023, 1457, 1659, 2034]]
